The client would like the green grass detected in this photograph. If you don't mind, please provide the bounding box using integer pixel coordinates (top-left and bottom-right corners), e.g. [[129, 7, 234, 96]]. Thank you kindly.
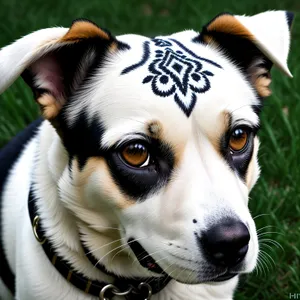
[[0, 0, 299, 299]]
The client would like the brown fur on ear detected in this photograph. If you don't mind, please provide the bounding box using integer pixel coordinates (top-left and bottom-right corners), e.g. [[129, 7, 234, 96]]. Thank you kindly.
[[37, 94, 63, 119], [61, 20, 111, 42], [247, 59, 272, 97], [203, 14, 254, 42], [254, 76, 272, 97], [21, 19, 119, 129]]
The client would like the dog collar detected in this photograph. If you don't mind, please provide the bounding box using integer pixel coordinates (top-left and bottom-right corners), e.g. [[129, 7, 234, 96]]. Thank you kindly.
[[28, 188, 171, 299]]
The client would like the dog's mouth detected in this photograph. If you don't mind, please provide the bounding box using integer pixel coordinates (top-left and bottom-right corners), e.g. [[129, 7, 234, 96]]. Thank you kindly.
[[210, 272, 238, 282], [128, 238, 166, 275], [128, 239, 239, 284]]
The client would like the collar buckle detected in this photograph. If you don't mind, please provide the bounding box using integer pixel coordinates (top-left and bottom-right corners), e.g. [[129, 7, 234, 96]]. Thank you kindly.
[[99, 282, 152, 300], [32, 215, 46, 245]]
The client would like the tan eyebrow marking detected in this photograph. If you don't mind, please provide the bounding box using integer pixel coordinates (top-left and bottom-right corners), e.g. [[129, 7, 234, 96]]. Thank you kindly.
[[147, 120, 163, 138]]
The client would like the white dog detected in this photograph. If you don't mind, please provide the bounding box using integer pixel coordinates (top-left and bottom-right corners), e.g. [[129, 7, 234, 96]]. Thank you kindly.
[[0, 10, 293, 300]]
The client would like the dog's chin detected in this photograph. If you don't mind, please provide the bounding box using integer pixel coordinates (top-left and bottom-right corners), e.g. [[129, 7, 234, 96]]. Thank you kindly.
[[161, 265, 239, 285]]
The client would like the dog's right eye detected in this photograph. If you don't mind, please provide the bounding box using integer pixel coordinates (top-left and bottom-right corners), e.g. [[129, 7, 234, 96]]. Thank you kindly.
[[121, 143, 150, 167], [107, 138, 174, 199]]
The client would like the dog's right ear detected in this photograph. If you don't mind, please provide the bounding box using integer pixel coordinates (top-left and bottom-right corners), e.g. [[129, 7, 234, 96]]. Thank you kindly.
[[0, 20, 128, 122], [199, 11, 294, 98]]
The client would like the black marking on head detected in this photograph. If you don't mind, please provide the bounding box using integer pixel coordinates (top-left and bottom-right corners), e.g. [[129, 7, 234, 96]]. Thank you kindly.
[[106, 137, 175, 200], [58, 110, 105, 170], [121, 38, 222, 117], [121, 41, 150, 75], [169, 39, 222, 68]]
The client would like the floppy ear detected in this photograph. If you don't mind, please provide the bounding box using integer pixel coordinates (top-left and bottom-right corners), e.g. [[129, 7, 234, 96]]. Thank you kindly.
[[199, 11, 294, 97], [0, 20, 127, 122]]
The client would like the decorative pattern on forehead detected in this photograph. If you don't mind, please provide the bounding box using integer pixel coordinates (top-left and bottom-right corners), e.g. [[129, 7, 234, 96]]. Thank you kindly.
[[121, 38, 222, 117]]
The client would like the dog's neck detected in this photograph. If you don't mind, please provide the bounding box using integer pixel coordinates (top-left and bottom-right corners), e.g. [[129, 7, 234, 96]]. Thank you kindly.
[[33, 121, 157, 282]]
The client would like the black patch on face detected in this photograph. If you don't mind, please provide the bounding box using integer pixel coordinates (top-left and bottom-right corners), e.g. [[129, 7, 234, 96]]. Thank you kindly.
[[52, 39, 122, 170], [58, 110, 105, 170], [106, 136, 175, 200]]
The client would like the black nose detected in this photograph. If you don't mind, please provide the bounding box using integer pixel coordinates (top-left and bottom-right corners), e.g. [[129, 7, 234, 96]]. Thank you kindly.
[[200, 219, 250, 267]]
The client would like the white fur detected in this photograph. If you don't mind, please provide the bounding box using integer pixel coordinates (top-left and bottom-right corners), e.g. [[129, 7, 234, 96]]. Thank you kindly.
[[0, 10, 293, 300], [235, 11, 292, 77]]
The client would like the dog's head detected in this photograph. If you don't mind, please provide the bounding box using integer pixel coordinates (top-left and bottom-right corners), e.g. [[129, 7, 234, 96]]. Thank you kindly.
[[0, 11, 293, 284]]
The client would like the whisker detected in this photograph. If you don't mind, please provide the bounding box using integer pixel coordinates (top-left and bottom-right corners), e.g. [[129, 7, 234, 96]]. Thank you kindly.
[[253, 213, 270, 220], [255, 254, 263, 276], [259, 238, 284, 251], [258, 231, 284, 237], [147, 250, 184, 284], [259, 252, 271, 274], [259, 242, 274, 252], [85, 237, 124, 255], [132, 249, 166, 265], [257, 252, 267, 277], [256, 225, 275, 233], [260, 250, 276, 268], [110, 245, 130, 264], [95, 236, 150, 267], [89, 225, 121, 231]]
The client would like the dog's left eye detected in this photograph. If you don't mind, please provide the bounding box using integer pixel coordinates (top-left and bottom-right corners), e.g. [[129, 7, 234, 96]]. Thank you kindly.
[[121, 143, 150, 167]]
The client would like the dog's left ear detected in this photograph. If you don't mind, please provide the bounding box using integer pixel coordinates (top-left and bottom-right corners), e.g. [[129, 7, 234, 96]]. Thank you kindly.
[[199, 11, 294, 97], [0, 20, 127, 124]]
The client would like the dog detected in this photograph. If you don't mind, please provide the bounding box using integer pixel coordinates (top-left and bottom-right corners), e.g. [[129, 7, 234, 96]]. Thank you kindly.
[[0, 10, 294, 300]]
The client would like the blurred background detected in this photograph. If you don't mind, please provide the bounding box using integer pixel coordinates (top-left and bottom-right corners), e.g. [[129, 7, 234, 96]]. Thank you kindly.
[[0, 0, 299, 299]]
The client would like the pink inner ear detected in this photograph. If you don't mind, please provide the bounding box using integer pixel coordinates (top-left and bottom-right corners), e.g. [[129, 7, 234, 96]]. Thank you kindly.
[[30, 55, 64, 101]]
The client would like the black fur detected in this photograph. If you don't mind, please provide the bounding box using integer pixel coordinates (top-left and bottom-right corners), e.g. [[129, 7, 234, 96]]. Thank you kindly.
[[58, 110, 106, 170], [121, 38, 222, 117]]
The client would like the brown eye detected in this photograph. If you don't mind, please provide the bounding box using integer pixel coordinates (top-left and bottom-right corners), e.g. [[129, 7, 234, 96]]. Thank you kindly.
[[121, 143, 149, 167], [229, 128, 248, 152]]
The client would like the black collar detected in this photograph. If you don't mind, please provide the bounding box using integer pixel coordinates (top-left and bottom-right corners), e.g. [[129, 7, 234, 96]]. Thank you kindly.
[[28, 188, 171, 299]]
